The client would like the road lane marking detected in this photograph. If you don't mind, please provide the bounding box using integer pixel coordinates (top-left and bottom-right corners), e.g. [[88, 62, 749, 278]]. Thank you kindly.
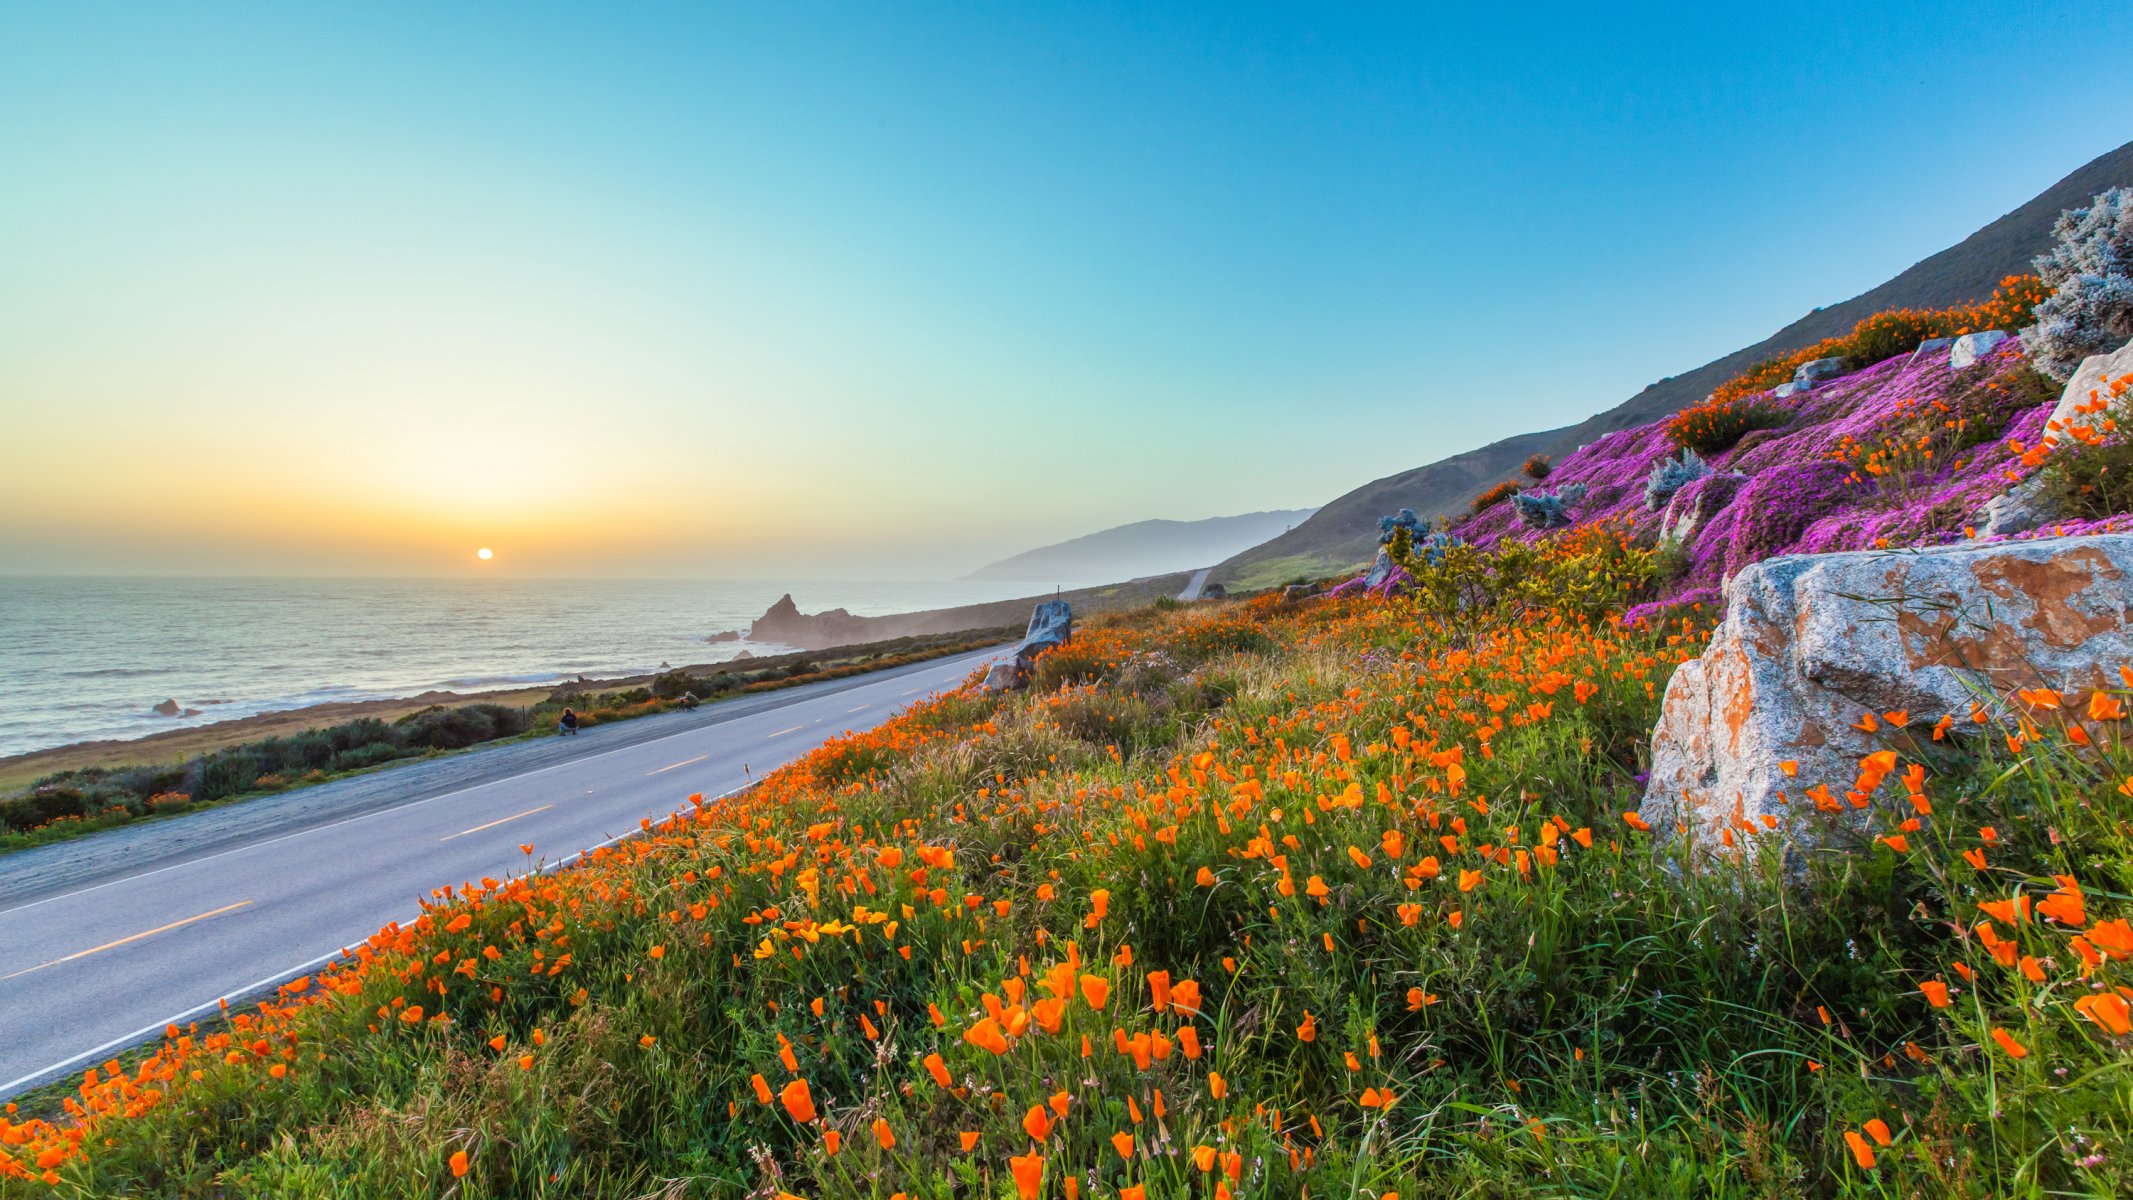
[[645, 754, 708, 776], [439, 805, 554, 842], [901, 688, 922, 696], [0, 645, 1014, 920], [767, 725, 805, 738], [2, 901, 254, 981], [847, 704, 871, 713]]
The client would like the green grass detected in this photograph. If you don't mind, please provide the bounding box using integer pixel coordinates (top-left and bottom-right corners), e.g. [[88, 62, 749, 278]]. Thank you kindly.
[[9, 592, 2133, 1198]]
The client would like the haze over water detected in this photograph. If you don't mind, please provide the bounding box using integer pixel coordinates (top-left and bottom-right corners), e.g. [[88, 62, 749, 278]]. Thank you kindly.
[[0, 577, 1033, 759]]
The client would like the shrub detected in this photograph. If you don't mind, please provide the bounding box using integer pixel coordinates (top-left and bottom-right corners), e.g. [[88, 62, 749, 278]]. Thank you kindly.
[[1643, 448, 1709, 510], [1376, 507, 1422, 544], [1706, 275, 2050, 406], [1469, 480, 1520, 513], [1510, 483, 1587, 529], [2026, 187, 2133, 380], [1665, 395, 1789, 454], [1521, 453, 1552, 480]]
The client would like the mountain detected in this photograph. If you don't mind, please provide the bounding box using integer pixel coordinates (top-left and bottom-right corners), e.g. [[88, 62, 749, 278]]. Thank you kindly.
[[969, 510, 1317, 584], [1212, 138, 2133, 590]]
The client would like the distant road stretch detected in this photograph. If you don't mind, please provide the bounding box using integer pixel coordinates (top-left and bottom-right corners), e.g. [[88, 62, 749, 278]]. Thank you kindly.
[[0, 647, 1004, 1098], [1179, 567, 1212, 601]]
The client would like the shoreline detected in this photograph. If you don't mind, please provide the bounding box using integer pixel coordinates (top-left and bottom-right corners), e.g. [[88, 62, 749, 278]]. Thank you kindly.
[[0, 629, 1011, 795], [2, 571, 1196, 793]]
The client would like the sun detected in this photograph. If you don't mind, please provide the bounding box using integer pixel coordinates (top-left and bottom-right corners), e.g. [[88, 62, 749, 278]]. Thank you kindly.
[[476, 547, 494, 561]]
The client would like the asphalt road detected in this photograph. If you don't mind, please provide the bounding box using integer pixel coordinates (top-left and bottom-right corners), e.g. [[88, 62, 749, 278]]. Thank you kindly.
[[0, 646, 1003, 1099]]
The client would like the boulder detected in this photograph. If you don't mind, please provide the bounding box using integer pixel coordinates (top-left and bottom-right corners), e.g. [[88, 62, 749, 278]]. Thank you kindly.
[[1772, 381, 1808, 399], [981, 661, 1023, 693], [1949, 330, 2011, 370], [152, 699, 181, 717], [1907, 337, 1955, 365], [1642, 534, 2133, 848], [2043, 337, 2133, 439], [1794, 357, 1849, 387], [1362, 548, 1395, 589], [986, 600, 1076, 691], [1657, 472, 1746, 548], [1977, 477, 2053, 536]]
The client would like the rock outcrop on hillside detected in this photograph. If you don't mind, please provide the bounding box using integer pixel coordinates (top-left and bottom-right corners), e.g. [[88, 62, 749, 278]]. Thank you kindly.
[[1641, 534, 2133, 848]]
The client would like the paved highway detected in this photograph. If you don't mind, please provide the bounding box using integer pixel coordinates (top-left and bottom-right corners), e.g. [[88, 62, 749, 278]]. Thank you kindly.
[[0, 646, 1002, 1098]]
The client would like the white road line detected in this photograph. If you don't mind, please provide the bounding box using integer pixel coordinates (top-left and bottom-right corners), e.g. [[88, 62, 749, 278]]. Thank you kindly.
[[767, 725, 805, 738], [439, 805, 554, 842], [0, 649, 997, 920], [3, 901, 254, 981], [847, 704, 872, 713], [644, 754, 708, 776]]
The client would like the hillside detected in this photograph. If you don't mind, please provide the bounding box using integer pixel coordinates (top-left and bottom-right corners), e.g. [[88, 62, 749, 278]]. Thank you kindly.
[[1214, 137, 2133, 589], [968, 510, 1316, 584]]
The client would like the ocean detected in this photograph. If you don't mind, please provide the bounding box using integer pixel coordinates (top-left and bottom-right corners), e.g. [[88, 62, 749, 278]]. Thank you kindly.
[[0, 577, 1039, 760]]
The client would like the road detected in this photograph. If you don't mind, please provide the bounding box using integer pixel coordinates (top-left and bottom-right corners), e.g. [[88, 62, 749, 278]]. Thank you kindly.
[[0, 646, 1003, 1099], [1179, 567, 1212, 600]]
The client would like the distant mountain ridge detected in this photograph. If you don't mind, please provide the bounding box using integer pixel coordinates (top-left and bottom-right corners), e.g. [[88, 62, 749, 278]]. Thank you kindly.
[[970, 510, 1317, 584], [1212, 137, 2133, 589]]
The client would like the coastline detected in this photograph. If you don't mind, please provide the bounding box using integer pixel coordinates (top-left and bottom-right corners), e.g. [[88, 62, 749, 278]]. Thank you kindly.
[[0, 629, 1011, 795]]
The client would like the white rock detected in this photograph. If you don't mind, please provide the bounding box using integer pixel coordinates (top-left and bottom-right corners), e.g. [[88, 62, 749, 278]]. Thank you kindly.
[[1907, 337, 1955, 365], [1772, 382, 1807, 399], [1949, 330, 2011, 370], [2042, 338, 2133, 444], [1642, 534, 2133, 848]]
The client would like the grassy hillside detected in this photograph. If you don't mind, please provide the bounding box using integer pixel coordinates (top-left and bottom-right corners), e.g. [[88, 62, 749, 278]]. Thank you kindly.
[[10, 570, 2133, 1196], [1215, 138, 2133, 588]]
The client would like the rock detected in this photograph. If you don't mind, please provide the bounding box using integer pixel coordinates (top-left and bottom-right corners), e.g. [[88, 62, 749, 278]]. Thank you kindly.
[[1907, 337, 1955, 365], [152, 699, 180, 716], [1018, 600, 1073, 661], [985, 600, 1076, 691], [747, 593, 873, 649], [1283, 584, 1318, 602], [1793, 357, 1849, 387], [1977, 477, 2054, 536], [705, 630, 741, 643], [1771, 382, 1808, 399], [1949, 330, 2010, 370], [1362, 548, 1395, 589], [1642, 533, 2133, 849], [2043, 338, 2133, 440], [1657, 473, 1746, 548]]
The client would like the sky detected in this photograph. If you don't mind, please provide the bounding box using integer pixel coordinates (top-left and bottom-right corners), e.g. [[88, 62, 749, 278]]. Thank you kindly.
[[3, 2, 2131, 580]]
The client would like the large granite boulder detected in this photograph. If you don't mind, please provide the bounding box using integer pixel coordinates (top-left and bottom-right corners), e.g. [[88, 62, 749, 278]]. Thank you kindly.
[[1642, 534, 2133, 847], [1949, 330, 2011, 370], [1906, 336, 1955, 365]]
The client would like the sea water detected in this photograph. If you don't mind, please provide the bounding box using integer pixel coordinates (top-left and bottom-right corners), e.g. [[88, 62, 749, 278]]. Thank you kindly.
[[0, 577, 1037, 759]]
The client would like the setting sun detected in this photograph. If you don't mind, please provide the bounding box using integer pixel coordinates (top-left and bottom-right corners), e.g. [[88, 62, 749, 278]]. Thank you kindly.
[[476, 548, 493, 561]]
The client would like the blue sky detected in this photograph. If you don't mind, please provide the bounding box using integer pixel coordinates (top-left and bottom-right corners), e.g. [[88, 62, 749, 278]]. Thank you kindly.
[[3, 2, 2130, 576]]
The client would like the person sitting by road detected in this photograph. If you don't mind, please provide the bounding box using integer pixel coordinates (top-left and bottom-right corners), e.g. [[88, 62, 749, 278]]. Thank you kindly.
[[679, 691, 698, 711], [559, 707, 580, 736]]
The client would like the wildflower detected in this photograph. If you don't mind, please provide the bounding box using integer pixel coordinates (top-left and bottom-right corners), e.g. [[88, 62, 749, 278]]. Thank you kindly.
[[924, 1053, 952, 1088], [780, 1078, 817, 1123], [1297, 1011, 1317, 1042], [451, 1149, 470, 1177], [1989, 1027, 2029, 1059], [1920, 980, 1951, 1008], [1009, 1151, 1044, 1200], [1843, 1131, 1876, 1169], [2075, 993, 2132, 1036]]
